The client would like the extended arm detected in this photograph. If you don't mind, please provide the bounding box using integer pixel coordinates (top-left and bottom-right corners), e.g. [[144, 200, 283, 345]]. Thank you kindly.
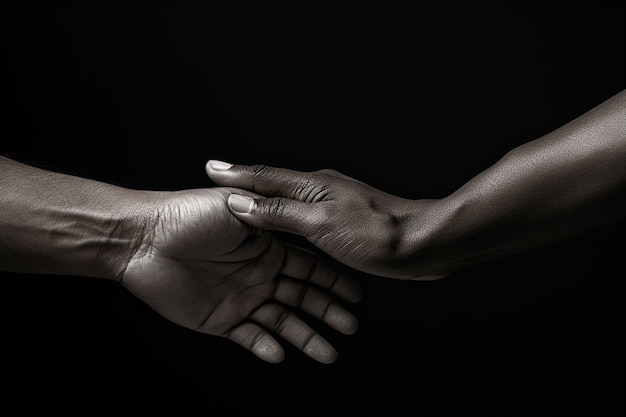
[[206, 89, 626, 279], [0, 155, 143, 279], [0, 156, 362, 363], [420, 88, 626, 273]]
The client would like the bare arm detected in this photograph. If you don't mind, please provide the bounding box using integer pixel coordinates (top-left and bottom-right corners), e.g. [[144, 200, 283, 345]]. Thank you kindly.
[[0, 156, 362, 363], [206, 89, 626, 279], [422, 88, 626, 272], [0, 155, 145, 279]]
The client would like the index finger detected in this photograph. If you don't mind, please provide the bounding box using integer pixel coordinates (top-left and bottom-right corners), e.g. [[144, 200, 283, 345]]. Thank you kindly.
[[206, 160, 327, 201]]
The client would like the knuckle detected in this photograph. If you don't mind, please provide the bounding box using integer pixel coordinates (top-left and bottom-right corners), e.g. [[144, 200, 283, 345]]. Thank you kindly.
[[307, 205, 333, 240], [274, 309, 291, 334], [250, 164, 270, 177], [247, 164, 270, 193], [262, 197, 287, 222], [317, 168, 342, 177], [316, 203, 333, 224], [296, 173, 331, 203]]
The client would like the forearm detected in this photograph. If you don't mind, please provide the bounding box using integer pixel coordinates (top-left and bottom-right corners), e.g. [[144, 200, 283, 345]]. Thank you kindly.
[[417, 90, 626, 273], [0, 156, 151, 280]]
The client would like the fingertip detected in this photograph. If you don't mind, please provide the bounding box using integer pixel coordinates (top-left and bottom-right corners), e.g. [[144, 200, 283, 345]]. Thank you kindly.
[[314, 350, 338, 365], [207, 159, 234, 173], [343, 316, 359, 335], [228, 193, 256, 214], [330, 307, 359, 335], [333, 275, 365, 304], [252, 335, 285, 364], [263, 350, 285, 364], [318, 347, 339, 365], [304, 335, 339, 364]]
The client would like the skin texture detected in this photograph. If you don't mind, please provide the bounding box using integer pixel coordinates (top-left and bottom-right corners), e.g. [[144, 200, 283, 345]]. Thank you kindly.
[[206, 89, 626, 280], [0, 155, 362, 364]]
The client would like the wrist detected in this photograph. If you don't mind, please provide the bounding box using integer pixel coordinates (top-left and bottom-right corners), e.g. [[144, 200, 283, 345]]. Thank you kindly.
[[0, 156, 159, 280], [401, 198, 461, 278], [35, 183, 157, 281], [406, 189, 516, 276], [88, 187, 159, 281]]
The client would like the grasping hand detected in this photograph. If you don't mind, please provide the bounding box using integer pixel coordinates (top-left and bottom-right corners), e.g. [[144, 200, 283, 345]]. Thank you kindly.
[[121, 187, 362, 364], [0, 156, 362, 365], [206, 161, 448, 280], [205, 91, 626, 280]]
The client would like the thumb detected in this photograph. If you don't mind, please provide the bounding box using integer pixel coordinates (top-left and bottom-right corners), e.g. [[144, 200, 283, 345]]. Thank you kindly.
[[227, 193, 318, 237]]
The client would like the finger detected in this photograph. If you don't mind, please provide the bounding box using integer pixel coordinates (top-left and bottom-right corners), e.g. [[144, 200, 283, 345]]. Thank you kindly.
[[273, 277, 359, 335], [250, 303, 339, 364], [206, 160, 329, 201], [280, 244, 363, 303], [224, 322, 285, 364], [226, 193, 321, 237]]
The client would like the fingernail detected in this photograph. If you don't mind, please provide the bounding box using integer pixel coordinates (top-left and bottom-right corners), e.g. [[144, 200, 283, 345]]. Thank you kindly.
[[228, 194, 255, 214], [209, 159, 233, 171]]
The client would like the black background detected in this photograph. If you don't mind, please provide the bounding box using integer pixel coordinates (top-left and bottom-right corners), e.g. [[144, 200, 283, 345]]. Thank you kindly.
[[1, 3, 624, 416]]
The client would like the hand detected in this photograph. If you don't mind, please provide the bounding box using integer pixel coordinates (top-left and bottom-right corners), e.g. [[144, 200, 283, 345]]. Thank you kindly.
[[121, 187, 362, 364], [206, 161, 449, 280]]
